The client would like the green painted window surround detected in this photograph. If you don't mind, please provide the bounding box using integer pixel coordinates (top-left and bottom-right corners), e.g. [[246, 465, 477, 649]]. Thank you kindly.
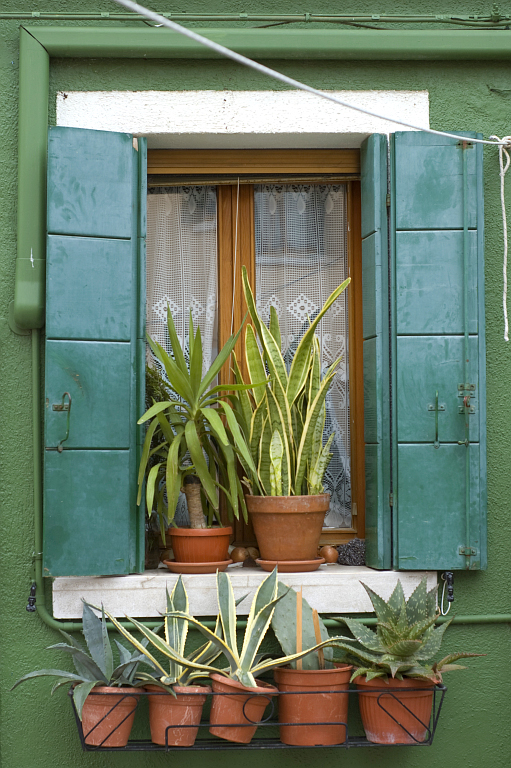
[[14, 24, 510, 631]]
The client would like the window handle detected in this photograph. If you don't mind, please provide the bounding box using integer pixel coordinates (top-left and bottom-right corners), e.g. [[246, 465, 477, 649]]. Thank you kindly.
[[428, 391, 445, 449]]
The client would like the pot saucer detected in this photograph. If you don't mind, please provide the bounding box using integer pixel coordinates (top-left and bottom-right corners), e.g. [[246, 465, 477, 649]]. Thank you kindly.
[[163, 559, 233, 574], [255, 557, 325, 573]]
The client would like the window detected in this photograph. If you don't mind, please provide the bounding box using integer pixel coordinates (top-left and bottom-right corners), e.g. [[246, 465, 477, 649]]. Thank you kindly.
[[146, 150, 365, 547], [43, 127, 487, 579]]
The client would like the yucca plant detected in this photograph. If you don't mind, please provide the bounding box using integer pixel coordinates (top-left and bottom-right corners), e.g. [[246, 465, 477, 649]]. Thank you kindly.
[[332, 578, 483, 683], [162, 567, 342, 688], [106, 575, 226, 690], [11, 603, 151, 718], [231, 266, 350, 496], [139, 308, 262, 535]]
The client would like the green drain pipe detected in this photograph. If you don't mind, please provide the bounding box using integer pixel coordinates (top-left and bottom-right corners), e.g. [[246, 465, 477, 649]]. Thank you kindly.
[[18, 24, 511, 635]]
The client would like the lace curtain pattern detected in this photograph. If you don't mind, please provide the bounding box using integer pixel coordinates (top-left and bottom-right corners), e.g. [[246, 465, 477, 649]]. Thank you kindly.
[[147, 186, 218, 526], [147, 186, 218, 374], [254, 184, 351, 528]]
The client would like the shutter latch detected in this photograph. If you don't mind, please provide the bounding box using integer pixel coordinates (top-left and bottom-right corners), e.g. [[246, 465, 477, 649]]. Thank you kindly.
[[458, 383, 476, 414]]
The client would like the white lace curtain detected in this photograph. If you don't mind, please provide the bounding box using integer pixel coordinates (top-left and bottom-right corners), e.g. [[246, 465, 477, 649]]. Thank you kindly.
[[146, 183, 351, 529], [146, 186, 218, 375], [254, 184, 351, 528]]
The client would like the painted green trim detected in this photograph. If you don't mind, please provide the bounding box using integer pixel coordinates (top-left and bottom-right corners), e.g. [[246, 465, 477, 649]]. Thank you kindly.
[[14, 29, 49, 329], [23, 26, 511, 60]]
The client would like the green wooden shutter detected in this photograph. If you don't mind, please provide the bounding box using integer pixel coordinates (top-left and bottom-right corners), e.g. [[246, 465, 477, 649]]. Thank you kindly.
[[361, 134, 392, 569], [391, 132, 486, 571], [43, 127, 147, 577]]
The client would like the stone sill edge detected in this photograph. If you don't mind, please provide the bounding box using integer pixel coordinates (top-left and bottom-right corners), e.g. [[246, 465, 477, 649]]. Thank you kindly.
[[52, 565, 437, 620]]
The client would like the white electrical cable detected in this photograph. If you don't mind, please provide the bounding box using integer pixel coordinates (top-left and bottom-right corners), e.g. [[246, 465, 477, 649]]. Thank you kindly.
[[111, 0, 508, 148], [440, 577, 451, 616], [489, 136, 511, 341]]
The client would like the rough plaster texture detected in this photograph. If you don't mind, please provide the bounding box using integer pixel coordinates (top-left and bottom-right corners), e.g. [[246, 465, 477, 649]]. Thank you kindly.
[[1, 2, 511, 767], [56, 89, 429, 148]]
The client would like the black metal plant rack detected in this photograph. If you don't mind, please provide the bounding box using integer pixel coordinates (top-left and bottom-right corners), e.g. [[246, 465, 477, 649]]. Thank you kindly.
[[69, 684, 447, 751]]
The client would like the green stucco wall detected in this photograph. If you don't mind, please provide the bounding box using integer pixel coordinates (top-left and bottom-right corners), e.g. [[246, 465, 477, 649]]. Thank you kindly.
[[1, 1, 510, 766]]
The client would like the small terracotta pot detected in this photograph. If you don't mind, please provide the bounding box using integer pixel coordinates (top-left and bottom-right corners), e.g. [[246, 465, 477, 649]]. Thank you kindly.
[[80, 686, 140, 747], [208, 673, 277, 744], [356, 676, 436, 744], [246, 495, 329, 561], [170, 526, 232, 563], [274, 665, 352, 746], [146, 684, 211, 746]]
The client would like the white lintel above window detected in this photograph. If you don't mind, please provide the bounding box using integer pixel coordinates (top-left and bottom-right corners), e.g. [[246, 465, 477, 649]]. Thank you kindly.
[[52, 566, 437, 619]]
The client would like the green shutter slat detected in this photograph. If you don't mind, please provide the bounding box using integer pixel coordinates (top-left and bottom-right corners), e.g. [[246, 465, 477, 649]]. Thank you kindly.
[[43, 127, 147, 577], [391, 132, 486, 571], [360, 135, 391, 569]]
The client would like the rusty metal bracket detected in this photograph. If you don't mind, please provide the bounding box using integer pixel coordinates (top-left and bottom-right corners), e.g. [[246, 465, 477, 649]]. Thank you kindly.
[[459, 546, 477, 556]]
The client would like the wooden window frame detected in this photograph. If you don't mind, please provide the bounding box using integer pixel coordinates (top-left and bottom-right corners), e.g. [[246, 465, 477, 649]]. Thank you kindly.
[[148, 149, 364, 546]]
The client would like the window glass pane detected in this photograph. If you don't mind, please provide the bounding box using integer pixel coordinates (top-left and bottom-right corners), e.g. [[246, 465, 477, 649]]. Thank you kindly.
[[254, 184, 351, 528], [147, 186, 218, 374], [146, 186, 217, 527]]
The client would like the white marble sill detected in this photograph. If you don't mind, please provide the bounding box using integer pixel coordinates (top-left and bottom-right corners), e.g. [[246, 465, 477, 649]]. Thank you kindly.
[[52, 564, 436, 619]]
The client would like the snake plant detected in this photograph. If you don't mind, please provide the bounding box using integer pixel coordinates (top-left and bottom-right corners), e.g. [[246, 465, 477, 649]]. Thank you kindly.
[[11, 603, 151, 718], [231, 266, 350, 496], [106, 575, 225, 691], [163, 567, 344, 689], [139, 308, 261, 534], [332, 578, 483, 683]]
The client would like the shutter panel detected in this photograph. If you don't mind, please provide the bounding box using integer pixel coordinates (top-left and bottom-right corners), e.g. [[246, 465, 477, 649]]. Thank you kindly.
[[43, 127, 147, 577], [360, 135, 391, 569], [391, 131, 486, 570]]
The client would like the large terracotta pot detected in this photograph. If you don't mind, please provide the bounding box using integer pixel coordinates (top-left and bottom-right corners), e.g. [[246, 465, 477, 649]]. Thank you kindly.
[[356, 676, 436, 744], [80, 686, 140, 747], [146, 684, 211, 746], [209, 673, 277, 744], [274, 665, 352, 746], [170, 526, 232, 563], [245, 495, 329, 561]]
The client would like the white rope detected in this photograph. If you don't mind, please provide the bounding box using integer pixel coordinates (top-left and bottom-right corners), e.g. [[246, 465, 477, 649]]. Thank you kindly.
[[111, 0, 509, 148], [490, 136, 511, 341]]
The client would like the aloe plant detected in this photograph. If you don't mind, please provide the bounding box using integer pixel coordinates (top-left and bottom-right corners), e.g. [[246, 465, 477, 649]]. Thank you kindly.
[[139, 308, 262, 534], [161, 567, 343, 689], [106, 575, 225, 690], [332, 578, 484, 683], [11, 603, 151, 718], [231, 266, 350, 496], [271, 583, 334, 670]]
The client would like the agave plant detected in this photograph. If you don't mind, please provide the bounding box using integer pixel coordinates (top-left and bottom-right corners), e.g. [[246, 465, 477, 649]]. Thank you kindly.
[[332, 578, 483, 683], [160, 567, 343, 688], [231, 266, 350, 496], [11, 602, 151, 718], [139, 308, 262, 535], [106, 575, 226, 690]]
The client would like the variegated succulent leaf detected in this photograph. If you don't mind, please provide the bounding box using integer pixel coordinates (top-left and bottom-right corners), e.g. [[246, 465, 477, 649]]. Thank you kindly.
[[414, 620, 451, 661], [406, 577, 436, 625], [385, 639, 423, 658], [361, 582, 401, 625]]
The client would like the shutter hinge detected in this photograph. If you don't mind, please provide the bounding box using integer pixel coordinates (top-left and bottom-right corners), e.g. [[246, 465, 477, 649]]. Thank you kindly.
[[459, 546, 477, 556], [385, 193, 391, 208], [389, 492, 394, 507]]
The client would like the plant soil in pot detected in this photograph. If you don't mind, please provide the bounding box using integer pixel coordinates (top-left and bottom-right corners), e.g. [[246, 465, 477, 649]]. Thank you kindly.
[[355, 676, 436, 744], [208, 673, 277, 744], [81, 687, 140, 747], [170, 526, 232, 563], [246, 494, 329, 561], [274, 665, 352, 746], [146, 684, 211, 746]]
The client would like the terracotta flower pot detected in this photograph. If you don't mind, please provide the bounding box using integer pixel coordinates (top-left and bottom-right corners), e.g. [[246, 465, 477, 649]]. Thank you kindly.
[[356, 676, 436, 744], [245, 495, 329, 561], [146, 684, 211, 746], [170, 526, 232, 563], [208, 673, 277, 744], [80, 686, 140, 747], [274, 665, 352, 746]]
